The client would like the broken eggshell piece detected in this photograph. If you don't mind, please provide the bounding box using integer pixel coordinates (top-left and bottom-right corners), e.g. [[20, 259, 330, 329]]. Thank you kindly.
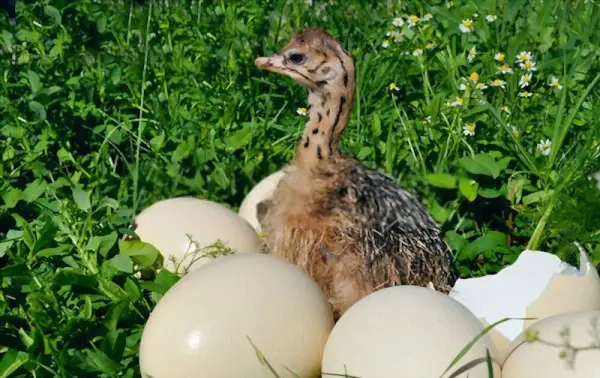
[[449, 249, 600, 360]]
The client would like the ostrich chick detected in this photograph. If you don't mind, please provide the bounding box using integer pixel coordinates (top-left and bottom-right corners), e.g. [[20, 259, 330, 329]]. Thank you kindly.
[[254, 28, 457, 318]]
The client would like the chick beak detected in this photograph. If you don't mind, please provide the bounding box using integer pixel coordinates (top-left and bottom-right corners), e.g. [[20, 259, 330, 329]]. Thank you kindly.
[[254, 54, 287, 75]]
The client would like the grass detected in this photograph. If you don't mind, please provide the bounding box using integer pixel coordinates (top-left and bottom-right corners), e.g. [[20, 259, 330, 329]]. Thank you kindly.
[[1, 0, 600, 376]]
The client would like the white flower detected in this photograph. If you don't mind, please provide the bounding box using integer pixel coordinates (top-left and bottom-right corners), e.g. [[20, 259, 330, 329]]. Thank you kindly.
[[426, 116, 432, 123], [594, 172, 600, 190], [459, 19, 474, 33], [477, 99, 487, 105], [297, 107, 308, 116], [304, 0, 313, 5], [381, 40, 390, 48], [520, 59, 537, 71], [489, 79, 506, 88], [473, 13, 479, 18], [407, 15, 420, 27], [459, 83, 467, 91], [515, 51, 533, 64], [388, 82, 400, 91], [549, 76, 563, 89], [413, 48, 424, 57], [519, 73, 532, 88], [486, 14, 497, 22], [447, 1, 455, 8], [475, 82, 488, 90], [537, 139, 552, 156], [497, 64, 513, 74], [422, 13, 433, 21], [446, 96, 464, 107], [463, 123, 476, 136], [467, 46, 477, 62], [494, 52, 505, 62], [511, 125, 521, 138], [392, 17, 404, 27], [426, 42, 434, 49], [518, 91, 533, 98], [393, 32, 405, 42], [503, 105, 511, 114]]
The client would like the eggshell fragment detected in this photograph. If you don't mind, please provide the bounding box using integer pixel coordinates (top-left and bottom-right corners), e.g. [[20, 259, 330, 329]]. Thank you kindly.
[[139, 253, 334, 378], [238, 166, 295, 232], [449, 249, 600, 360], [321, 285, 501, 378], [134, 197, 260, 274], [502, 310, 600, 377]]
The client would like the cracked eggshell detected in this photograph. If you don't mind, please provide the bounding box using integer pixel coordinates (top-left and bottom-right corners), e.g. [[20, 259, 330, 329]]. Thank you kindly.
[[139, 253, 334, 378], [133, 197, 260, 274], [502, 310, 600, 377], [321, 285, 501, 378], [238, 166, 295, 233], [449, 250, 600, 361]]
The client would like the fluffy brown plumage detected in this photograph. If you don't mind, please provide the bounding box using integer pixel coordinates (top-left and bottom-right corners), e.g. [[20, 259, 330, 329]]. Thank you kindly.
[[254, 27, 457, 319]]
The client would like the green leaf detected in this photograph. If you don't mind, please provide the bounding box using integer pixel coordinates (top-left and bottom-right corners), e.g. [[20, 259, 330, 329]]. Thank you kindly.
[[522, 190, 553, 205], [44, 5, 62, 24], [478, 188, 503, 199], [54, 270, 98, 289], [110, 254, 134, 273], [0, 350, 29, 378], [459, 177, 479, 202], [118, 239, 159, 268], [371, 112, 382, 136], [459, 233, 508, 261], [224, 126, 253, 151], [459, 153, 502, 178], [424, 173, 457, 189], [72, 187, 91, 211], [22, 178, 47, 203], [2, 188, 22, 208], [83, 348, 122, 374], [28, 101, 46, 120], [27, 70, 42, 93], [105, 299, 130, 332], [0, 263, 30, 277]]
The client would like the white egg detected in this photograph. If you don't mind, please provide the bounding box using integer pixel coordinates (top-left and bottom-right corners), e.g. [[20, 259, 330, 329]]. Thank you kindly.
[[238, 166, 295, 232], [134, 197, 260, 274], [502, 310, 600, 377], [139, 252, 334, 378], [321, 285, 501, 378]]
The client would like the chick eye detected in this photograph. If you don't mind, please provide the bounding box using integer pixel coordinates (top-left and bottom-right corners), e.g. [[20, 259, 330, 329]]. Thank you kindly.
[[288, 53, 306, 65]]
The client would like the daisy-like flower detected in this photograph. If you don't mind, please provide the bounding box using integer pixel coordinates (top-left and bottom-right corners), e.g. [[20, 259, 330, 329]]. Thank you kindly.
[[515, 51, 533, 64], [297, 107, 308, 116], [389, 82, 400, 91], [469, 72, 480, 82], [519, 73, 532, 88], [407, 15, 420, 27], [494, 52, 505, 62], [392, 17, 404, 27], [460, 19, 474, 33], [447, 1, 455, 8], [518, 90, 533, 98], [463, 123, 476, 136], [498, 64, 513, 74], [476, 82, 488, 90], [459, 83, 468, 91], [422, 13, 433, 21], [381, 40, 390, 48], [511, 125, 521, 138], [473, 13, 479, 18], [413, 48, 424, 57], [520, 59, 537, 71], [489, 79, 506, 88], [503, 105, 511, 114], [393, 31, 405, 42], [467, 46, 477, 62], [537, 139, 552, 156], [549, 76, 563, 89], [446, 96, 464, 107], [486, 14, 497, 22], [426, 42, 434, 49]]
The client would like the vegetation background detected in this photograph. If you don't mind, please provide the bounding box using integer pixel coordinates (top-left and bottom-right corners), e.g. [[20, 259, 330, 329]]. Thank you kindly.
[[1, 0, 599, 376]]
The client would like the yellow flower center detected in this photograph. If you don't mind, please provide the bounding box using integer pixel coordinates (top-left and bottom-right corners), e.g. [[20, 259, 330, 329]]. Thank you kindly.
[[456, 97, 464, 105], [466, 124, 475, 132], [492, 79, 502, 85], [552, 80, 560, 87], [463, 20, 473, 27], [476, 83, 485, 89], [469, 72, 480, 82], [409, 15, 420, 23], [524, 60, 533, 69], [500, 64, 509, 72]]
